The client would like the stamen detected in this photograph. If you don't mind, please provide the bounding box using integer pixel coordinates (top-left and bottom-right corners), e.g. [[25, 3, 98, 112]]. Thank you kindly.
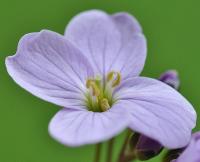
[[100, 98, 110, 112], [85, 72, 121, 112], [107, 71, 121, 87], [86, 79, 100, 97]]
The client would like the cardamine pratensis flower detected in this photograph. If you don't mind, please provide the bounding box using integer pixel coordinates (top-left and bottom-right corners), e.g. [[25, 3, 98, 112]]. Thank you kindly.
[[5, 10, 196, 147]]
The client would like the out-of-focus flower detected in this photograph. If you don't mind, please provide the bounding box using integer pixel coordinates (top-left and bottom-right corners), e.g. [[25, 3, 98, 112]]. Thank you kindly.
[[5, 10, 196, 147], [175, 132, 200, 162]]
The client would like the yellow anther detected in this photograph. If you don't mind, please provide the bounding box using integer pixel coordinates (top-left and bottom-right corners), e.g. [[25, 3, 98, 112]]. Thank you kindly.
[[107, 71, 121, 87], [86, 79, 94, 88], [86, 79, 100, 97], [100, 98, 110, 112]]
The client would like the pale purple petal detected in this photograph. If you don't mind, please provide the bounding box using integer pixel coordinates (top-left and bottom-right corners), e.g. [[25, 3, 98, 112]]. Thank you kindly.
[[114, 77, 196, 149], [176, 132, 200, 162], [6, 30, 94, 109], [112, 12, 142, 36], [48, 102, 129, 146], [65, 10, 146, 79], [110, 13, 146, 79]]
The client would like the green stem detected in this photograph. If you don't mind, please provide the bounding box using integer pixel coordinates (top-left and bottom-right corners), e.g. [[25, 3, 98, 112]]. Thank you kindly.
[[106, 138, 115, 162], [94, 143, 102, 162], [117, 130, 136, 162]]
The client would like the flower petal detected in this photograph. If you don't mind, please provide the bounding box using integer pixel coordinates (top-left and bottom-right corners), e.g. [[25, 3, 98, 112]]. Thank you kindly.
[[48, 103, 129, 146], [114, 77, 196, 149], [65, 10, 146, 79], [176, 132, 200, 162], [112, 12, 142, 35], [6, 30, 94, 108]]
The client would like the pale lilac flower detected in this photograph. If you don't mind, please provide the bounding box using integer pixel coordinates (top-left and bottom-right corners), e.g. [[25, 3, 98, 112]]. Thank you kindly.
[[174, 132, 200, 162], [5, 10, 196, 147]]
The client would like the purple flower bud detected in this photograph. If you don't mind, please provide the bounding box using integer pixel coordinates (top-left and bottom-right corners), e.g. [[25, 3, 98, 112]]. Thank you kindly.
[[159, 70, 180, 90], [130, 133, 163, 160]]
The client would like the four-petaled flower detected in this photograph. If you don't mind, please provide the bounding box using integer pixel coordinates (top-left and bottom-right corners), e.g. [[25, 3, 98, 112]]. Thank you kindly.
[[6, 10, 196, 148]]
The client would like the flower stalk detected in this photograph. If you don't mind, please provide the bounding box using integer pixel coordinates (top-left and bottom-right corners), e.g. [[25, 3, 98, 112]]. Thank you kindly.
[[117, 130, 136, 162], [94, 143, 102, 162], [106, 138, 115, 162]]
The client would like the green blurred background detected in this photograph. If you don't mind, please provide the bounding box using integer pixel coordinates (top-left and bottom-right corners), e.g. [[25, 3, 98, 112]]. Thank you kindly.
[[0, 0, 199, 161]]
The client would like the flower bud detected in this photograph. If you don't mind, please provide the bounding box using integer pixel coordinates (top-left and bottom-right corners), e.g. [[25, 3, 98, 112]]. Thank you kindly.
[[159, 70, 180, 90], [130, 133, 163, 161]]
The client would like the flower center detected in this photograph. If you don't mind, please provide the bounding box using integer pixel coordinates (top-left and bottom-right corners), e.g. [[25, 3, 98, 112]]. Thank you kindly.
[[85, 71, 121, 112]]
